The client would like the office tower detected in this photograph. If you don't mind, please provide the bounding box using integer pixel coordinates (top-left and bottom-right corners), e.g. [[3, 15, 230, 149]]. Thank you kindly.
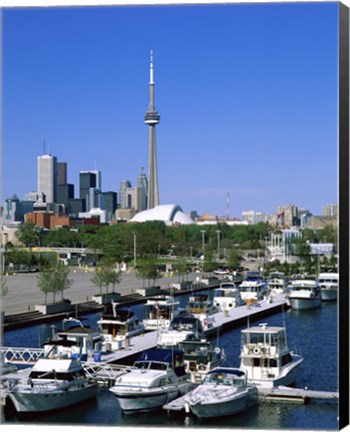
[[57, 184, 75, 209], [119, 180, 132, 209], [323, 203, 338, 217], [57, 162, 67, 185], [102, 191, 117, 221], [136, 167, 148, 211], [79, 170, 101, 211], [38, 154, 57, 203], [144, 50, 160, 209]]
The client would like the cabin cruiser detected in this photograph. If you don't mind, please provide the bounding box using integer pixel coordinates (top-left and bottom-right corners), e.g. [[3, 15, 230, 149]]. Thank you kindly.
[[239, 275, 267, 303], [318, 272, 338, 301], [240, 323, 303, 388], [97, 305, 145, 351], [287, 279, 321, 310], [7, 356, 98, 412], [183, 367, 257, 419], [143, 295, 186, 330], [109, 348, 191, 413], [213, 282, 244, 312], [44, 317, 104, 361], [267, 272, 289, 296], [178, 339, 226, 384], [157, 316, 204, 348], [187, 294, 219, 333]]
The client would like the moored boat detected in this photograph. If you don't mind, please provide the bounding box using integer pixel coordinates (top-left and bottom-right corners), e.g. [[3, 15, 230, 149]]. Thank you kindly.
[[318, 272, 338, 301], [267, 272, 289, 296], [287, 279, 321, 310], [109, 348, 191, 413], [187, 294, 219, 333], [7, 357, 98, 413], [213, 282, 244, 312], [44, 317, 104, 361], [157, 315, 205, 348], [143, 295, 186, 330], [239, 273, 267, 303], [178, 339, 226, 384], [97, 305, 145, 351], [239, 322, 303, 388], [183, 367, 257, 419]]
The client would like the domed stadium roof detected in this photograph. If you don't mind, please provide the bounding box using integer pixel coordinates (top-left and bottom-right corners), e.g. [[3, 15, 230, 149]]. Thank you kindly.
[[129, 204, 194, 225]]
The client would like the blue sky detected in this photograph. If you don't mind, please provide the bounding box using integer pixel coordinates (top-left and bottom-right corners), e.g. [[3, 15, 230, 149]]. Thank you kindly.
[[2, 2, 339, 218]]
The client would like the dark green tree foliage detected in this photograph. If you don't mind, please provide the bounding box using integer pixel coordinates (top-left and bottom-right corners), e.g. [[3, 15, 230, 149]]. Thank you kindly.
[[15, 222, 41, 246], [136, 259, 162, 288]]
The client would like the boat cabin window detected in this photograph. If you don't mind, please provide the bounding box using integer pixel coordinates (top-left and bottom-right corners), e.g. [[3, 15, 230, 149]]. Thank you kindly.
[[133, 361, 167, 370], [281, 353, 293, 366], [29, 369, 85, 380]]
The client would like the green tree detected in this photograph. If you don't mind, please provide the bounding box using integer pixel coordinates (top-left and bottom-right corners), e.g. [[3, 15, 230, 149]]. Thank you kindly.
[[227, 248, 242, 268], [136, 259, 162, 288], [91, 267, 106, 295], [36, 264, 73, 303], [15, 223, 41, 246], [37, 269, 54, 304]]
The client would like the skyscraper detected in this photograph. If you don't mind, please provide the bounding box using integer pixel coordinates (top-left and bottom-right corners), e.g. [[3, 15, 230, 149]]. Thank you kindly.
[[79, 170, 101, 211], [38, 154, 57, 203], [144, 49, 160, 209]]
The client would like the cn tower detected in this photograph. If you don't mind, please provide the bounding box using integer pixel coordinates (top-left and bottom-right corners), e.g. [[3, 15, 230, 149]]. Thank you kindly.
[[144, 49, 160, 209]]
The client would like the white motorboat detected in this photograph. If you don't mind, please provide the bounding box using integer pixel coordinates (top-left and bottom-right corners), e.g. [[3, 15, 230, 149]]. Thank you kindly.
[[183, 367, 257, 419], [267, 272, 289, 296], [44, 317, 104, 361], [97, 305, 145, 351], [213, 282, 244, 312], [109, 348, 191, 413], [7, 357, 98, 413], [178, 339, 226, 384], [318, 272, 338, 301], [157, 316, 204, 348], [239, 274, 267, 303], [143, 295, 186, 330], [287, 279, 321, 310], [240, 322, 303, 388], [187, 294, 219, 333]]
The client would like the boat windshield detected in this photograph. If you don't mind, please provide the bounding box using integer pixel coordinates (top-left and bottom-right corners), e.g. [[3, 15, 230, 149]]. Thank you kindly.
[[133, 361, 168, 371], [203, 372, 244, 387]]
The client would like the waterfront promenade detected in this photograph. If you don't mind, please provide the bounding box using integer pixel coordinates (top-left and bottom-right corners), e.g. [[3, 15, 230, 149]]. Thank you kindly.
[[1, 267, 197, 315]]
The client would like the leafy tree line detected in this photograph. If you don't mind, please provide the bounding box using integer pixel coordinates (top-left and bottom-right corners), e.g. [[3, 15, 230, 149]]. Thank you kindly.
[[10, 221, 337, 271]]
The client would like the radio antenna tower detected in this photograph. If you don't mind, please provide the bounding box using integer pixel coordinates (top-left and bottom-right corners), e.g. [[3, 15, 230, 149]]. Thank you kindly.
[[226, 192, 230, 220]]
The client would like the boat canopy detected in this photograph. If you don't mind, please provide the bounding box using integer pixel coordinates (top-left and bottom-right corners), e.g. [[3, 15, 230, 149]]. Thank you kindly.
[[137, 348, 184, 363], [207, 368, 245, 377]]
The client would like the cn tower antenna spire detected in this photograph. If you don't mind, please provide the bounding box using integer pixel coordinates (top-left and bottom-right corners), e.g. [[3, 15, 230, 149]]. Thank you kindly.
[[144, 49, 160, 209], [150, 49, 154, 84]]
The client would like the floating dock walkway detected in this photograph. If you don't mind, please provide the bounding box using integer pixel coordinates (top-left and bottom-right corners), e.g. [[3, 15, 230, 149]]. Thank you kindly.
[[2, 293, 288, 367], [163, 386, 339, 413]]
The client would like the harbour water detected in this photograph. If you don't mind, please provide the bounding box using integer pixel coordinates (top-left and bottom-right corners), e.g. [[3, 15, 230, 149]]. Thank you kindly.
[[3, 293, 338, 429]]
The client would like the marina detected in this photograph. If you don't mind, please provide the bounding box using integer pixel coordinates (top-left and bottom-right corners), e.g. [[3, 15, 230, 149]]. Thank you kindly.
[[1, 280, 339, 429]]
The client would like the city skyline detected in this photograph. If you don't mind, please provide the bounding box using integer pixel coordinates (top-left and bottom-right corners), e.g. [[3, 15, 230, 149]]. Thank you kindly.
[[3, 2, 339, 217]]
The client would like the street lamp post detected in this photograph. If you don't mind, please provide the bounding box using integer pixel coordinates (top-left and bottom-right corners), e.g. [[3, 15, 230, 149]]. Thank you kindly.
[[200, 230, 206, 259], [133, 232, 137, 269], [216, 230, 221, 260]]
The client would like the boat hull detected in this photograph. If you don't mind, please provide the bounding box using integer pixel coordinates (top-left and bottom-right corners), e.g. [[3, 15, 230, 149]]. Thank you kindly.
[[320, 288, 337, 301], [247, 356, 303, 389], [111, 382, 189, 413], [189, 388, 257, 419], [8, 383, 98, 413], [288, 297, 321, 310]]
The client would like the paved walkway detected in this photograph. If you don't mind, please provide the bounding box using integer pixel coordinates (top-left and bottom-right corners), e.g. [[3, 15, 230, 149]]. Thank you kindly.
[[1, 267, 198, 315]]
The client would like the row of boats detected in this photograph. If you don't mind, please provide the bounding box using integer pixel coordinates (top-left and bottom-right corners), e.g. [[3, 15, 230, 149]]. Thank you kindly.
[[2, 314, 303, 420], [1, 270, 337, 419]]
